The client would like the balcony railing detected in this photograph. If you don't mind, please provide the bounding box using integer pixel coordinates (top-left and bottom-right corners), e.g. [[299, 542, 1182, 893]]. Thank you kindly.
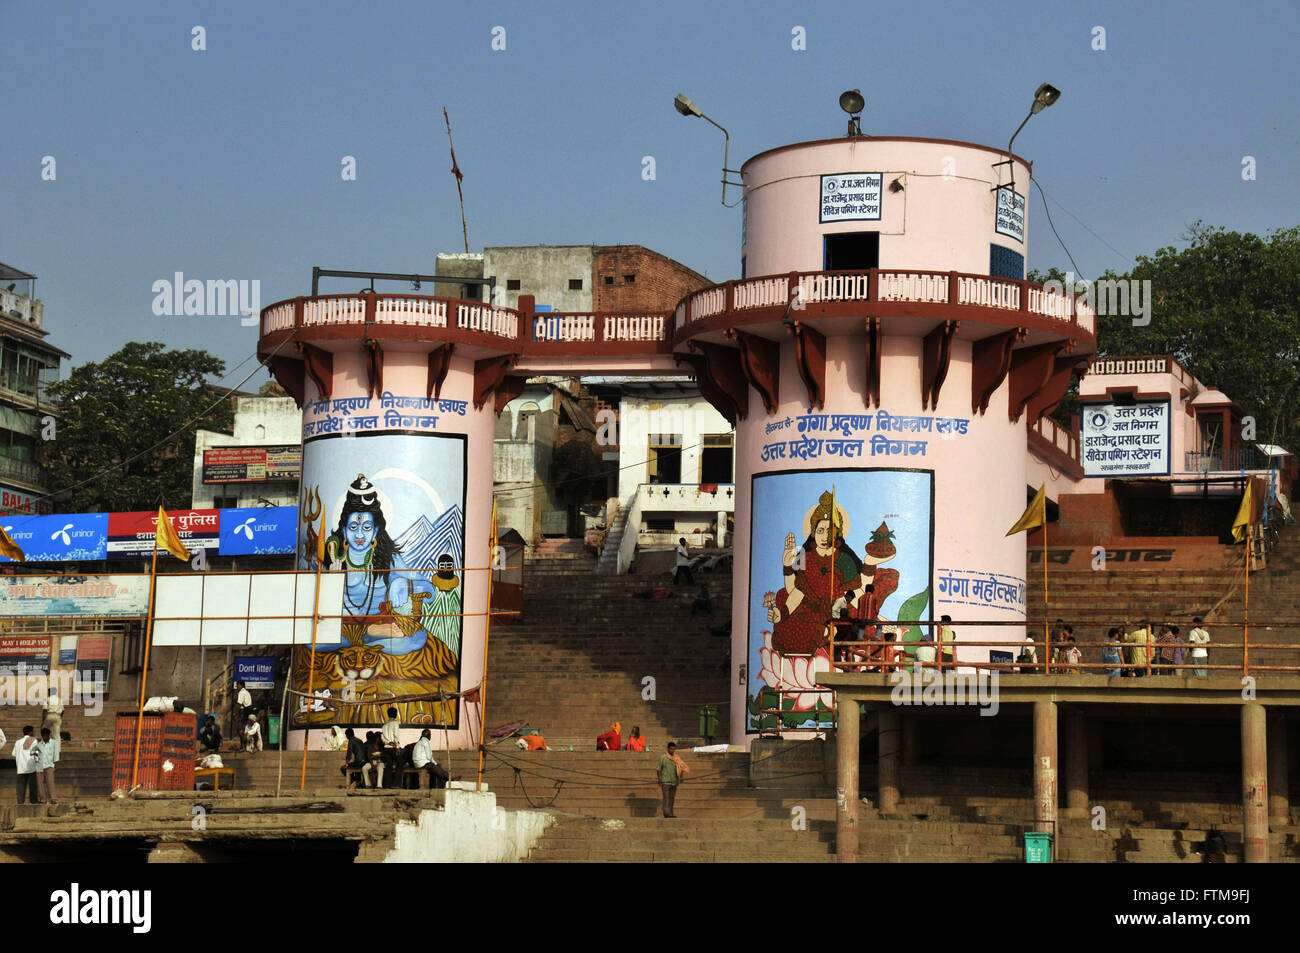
[[262, 268, 1097, 357], [1185, 446, 1272, 472], [262, 293, 518, 341], [0, 454, 43, 487], [640, 482, 735, 512], [1030, 415, 1080, 464], [674, 269, 1097, 337]]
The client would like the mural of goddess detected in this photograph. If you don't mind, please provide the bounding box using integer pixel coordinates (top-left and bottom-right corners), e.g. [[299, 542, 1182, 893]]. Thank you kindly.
[[759, 489, 902, 711]]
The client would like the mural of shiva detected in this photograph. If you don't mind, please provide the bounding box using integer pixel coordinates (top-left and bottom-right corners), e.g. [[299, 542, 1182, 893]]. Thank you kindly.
[[294, 451, 466, 728]]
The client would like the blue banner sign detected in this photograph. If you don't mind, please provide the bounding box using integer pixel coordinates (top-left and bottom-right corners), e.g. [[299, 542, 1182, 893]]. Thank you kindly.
[[219, 507, 297, 556], [0, 513, 109, 563]]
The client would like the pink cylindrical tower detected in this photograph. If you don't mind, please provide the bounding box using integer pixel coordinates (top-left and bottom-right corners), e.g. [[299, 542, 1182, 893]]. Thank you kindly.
[[259, 294, 523, 749], [669, 136, 1095, 741]]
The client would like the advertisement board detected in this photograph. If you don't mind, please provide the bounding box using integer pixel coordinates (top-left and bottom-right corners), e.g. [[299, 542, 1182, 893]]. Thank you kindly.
[[219, 506, 297, 555], [0, 513, 109, 562], [107, 510, 220, 559], [203, 446, 302, 484], [0, 574, 152, 619]]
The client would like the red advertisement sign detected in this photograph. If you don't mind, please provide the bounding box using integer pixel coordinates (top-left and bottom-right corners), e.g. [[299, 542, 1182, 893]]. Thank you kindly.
[[0, 634, 52, 673], [202, 445, 301, 484], [107, 509, 220, 559]]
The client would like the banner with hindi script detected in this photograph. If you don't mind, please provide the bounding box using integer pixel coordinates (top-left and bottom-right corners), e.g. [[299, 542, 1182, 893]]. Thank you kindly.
[[107, 509, 220, 559], [0, 574, 152, 619]]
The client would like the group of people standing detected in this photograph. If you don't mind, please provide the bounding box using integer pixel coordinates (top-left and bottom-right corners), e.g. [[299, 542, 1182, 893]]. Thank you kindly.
[[1094, 618, 1211, 677], [9, 689, 64, 804]]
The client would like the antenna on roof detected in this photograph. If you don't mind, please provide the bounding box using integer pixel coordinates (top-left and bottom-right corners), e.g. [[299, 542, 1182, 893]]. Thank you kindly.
[[443, 107, 470, 255]]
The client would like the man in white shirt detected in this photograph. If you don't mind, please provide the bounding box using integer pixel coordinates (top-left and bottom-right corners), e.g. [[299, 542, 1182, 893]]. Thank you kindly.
[[1188, 617, 1210, 678], [12, 725, 40, 804], [673, 537, 694, 586], [35, 728, 58, 804], [242, 714, 263, 752], [42, 688, 64, 742], [235, 681, 254, 732], [411, 728, 449, 790], [380, 708, 401, 788]]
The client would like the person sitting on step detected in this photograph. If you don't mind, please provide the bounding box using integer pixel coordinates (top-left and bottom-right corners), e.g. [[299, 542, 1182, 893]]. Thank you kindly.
[[625, 726, 646, 751], [596, 721, 622, 751], [412, 728, 450, 789]]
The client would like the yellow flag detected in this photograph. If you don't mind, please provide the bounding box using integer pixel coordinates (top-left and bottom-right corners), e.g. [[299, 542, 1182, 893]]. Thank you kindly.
[[1005, 484, 1047, 536], [155, 507, 192, 562], [1231, 482, 1253, 543], [316, 510, 327, 566], [0, 525, 25, 562]]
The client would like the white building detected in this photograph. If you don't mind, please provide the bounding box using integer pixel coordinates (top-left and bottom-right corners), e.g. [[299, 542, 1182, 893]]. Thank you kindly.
[[191, 396, 302, 508], [598, 379, 735, 573]]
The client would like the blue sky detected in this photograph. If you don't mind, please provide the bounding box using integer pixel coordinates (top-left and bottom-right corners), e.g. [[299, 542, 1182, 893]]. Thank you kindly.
[[5, 0, 1297, 386]]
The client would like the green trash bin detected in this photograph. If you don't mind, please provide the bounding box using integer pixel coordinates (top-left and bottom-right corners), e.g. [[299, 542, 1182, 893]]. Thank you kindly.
[[1024, 831, 1053, 863], [698, 705, 718, 742], [268, 713, 281, 746]]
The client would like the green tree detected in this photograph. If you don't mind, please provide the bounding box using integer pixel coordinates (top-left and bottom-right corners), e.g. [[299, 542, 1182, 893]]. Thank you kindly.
[[1032, 223, 1300, 449], [39, 342, 233, 512]]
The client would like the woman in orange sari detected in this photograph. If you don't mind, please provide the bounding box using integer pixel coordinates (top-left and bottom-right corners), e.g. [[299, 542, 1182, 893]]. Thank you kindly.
[[625, 726, 646, 751]]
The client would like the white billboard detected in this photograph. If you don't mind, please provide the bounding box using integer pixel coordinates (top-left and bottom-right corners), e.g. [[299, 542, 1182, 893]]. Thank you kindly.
[[1082, 401, 1171, 477], [152, 571, 344, 646]]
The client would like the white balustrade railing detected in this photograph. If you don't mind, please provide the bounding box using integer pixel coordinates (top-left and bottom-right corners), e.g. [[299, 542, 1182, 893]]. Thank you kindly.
[[261, 302, 296, 333], [379, 296, 448, 327], [604, 314, 665, 342], [799, 272, 871, 303], [958, 276, 1019, 310], [533, 314, 596, 342], [457, 303, 517, 338], [689, 286, 726, 321], [303, 297, 365, 326], [733, 277, 788, 310], [877, 271, 948, 303]]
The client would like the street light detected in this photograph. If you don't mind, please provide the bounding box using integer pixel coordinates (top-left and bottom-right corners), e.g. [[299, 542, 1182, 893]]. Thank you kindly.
[[839, 89, 865, 137], [993, 83, 1060, 192], [673, 93, 744, 207]]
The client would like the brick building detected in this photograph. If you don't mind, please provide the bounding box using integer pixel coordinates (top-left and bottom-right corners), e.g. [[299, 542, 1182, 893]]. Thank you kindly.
[[435, 243, 710, 312]]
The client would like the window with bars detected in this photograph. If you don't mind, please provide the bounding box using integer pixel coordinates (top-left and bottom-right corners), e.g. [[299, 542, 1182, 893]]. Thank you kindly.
[[989, 244, 1025, 280]]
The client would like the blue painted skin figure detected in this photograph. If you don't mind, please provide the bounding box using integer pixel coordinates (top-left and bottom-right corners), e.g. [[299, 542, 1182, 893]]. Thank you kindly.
[[326, 474, 435, 655]]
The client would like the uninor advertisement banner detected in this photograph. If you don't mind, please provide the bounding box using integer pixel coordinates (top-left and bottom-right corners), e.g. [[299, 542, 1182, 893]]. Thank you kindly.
[[0, 513, 109, 562], [1081, 400, 1171, 477]]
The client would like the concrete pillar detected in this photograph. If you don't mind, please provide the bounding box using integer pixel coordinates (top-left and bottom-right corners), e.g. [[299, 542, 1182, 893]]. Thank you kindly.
[[878, 707, 901, 814], [835, 695, 859, 863], [1241, 701, 1269, 863], [1267, 712, 1290, 825], [716, 510, 726, 547], [1064, 710, 1088, 812], [902, 717, 920, 766], [1032, 700, 1058, 852]]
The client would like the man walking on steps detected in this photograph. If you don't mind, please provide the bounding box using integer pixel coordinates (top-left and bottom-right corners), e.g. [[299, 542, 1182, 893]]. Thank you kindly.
[[655, 741, 689, 818]]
